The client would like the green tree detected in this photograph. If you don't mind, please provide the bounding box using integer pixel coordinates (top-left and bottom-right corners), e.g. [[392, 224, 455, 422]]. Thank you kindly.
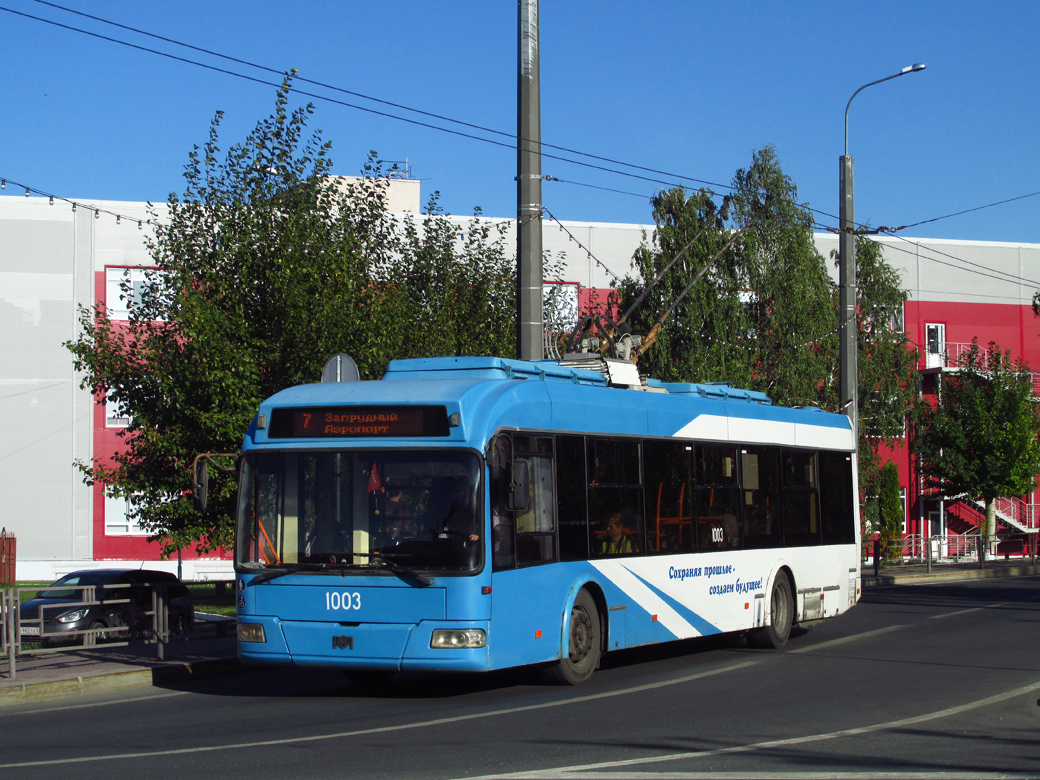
[[846, 235, 921, 499], [877, 461, 903, 560], [614, 146, 839, 407], [613, 187, 747, 385], [914, 339, 1040, 541], [615, 147, 918, 501], [386, 197, 515, 360], [66, 76, 515, 552]]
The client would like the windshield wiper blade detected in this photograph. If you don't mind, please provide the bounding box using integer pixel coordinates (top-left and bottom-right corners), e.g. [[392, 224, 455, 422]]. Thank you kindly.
[[351, 553, 434, 587], [247, 563, 340, 585], [248, 565, 309, 585]]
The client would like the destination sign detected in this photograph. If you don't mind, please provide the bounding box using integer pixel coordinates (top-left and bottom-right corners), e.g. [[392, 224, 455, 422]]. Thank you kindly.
[[268, 406, 450, 439]]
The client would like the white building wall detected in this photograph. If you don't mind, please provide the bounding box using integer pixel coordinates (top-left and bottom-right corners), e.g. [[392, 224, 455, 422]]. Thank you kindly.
[[0, 199, 93, 563], [813, 234, 1039, 306], [3, 185, 1039, 579]]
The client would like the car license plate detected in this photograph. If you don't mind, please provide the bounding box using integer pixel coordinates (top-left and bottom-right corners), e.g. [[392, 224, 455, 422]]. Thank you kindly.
[[20, 626, 40, 636]]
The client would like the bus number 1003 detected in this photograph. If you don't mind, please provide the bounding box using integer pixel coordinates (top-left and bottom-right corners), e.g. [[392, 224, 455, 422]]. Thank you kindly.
[[326, 591, 361, 611]]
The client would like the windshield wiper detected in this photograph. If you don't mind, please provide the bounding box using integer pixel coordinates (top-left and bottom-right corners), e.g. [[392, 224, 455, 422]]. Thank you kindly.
[[350, 553, 434, 587], [248, 564, 314, 585]]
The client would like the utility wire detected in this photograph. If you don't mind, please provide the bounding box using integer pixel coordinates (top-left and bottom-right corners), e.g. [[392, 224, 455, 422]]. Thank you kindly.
[[14, 2, 1038, 243], [9, 2, 1039, 271], [868, 234, 1040, 289], [12, 1, 730, 196], [896, 191, 1040, 231]]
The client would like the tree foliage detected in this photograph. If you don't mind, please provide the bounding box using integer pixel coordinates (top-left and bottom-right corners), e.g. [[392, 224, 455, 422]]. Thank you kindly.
[[914, 339, 1040, 538], [614, 146, 919, 495], [66, 76, 515, 552], [847, 234, 920, 488], [877, 461, 903, 559], [616, 148, 839, 407]]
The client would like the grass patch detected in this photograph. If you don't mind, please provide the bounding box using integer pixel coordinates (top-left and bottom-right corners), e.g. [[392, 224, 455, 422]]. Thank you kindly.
[[188, 581, 236, 617]]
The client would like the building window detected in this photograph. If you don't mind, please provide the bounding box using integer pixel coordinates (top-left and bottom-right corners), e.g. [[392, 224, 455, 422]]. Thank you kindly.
[[105, 390, 130, 428], [889, 304, 905, 333], [105, 267, 156, 320], [104, 492, 147, 535]]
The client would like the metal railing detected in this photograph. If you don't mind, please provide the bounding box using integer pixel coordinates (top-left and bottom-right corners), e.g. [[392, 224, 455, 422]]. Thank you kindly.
[[1, 581, 185, 681], [863, 532, 1038, 577], [926, 342, 1040, 395]]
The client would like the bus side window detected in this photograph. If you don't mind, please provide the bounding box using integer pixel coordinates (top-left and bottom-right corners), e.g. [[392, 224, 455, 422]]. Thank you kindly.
[[819, 451, 855, 545], [741, 447, 782, 550], [489, 434, 515, 571], [643, 440, 693, 554], [782, 449, 821, 546], [695, 445, 741, 551], [587, 438, 643, 557], [556, 435, 589, 561], [514, 436, 557, 566]]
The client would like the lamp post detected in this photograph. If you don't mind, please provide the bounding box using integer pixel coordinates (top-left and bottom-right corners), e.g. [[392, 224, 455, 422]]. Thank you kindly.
[[839, 63, 926, 442]]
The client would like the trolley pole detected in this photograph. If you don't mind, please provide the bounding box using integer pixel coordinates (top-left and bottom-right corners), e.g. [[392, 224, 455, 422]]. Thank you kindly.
[[517, 0, 544, 361]]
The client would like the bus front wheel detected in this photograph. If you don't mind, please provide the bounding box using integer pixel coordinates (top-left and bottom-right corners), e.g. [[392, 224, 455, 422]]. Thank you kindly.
[[545, 589, 601, 685], [749, 571, 793, 649]]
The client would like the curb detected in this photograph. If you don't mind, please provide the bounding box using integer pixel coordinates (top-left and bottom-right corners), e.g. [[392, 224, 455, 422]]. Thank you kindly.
[[0, 656, 243, 707], [863, 564, 1040, 588]]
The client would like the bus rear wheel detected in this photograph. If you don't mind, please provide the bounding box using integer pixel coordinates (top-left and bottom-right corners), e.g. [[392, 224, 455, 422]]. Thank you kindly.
[[545, 589, 600, 685], [749, 571, 793, 649]]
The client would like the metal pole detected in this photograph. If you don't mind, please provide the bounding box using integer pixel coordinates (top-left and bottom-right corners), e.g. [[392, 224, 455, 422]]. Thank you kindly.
[[838, 64, 925, 442], [517, 0, 544, 361], [5, 589, 15, 680], [838, 154, 857, 437]]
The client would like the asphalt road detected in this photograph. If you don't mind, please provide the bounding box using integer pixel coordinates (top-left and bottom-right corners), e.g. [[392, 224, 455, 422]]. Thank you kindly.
[[1, 577, 1038, 780]]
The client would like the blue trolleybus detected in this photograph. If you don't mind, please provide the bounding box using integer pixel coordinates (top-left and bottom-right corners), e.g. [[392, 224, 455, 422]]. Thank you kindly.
[[233, 356, 860, 684]]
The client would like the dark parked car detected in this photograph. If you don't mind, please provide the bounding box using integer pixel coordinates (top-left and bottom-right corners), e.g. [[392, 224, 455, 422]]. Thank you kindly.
[[19, 569, 194, 643]]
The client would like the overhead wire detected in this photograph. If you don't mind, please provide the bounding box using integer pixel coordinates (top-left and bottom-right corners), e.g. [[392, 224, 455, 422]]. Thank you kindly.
[[6, 1, 729, 198], [866, 234, 1040, 289], [5, 1, 1037, 284]]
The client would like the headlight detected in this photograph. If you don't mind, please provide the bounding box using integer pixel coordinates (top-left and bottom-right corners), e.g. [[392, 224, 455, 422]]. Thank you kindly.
[[57, 609, 89, 624], [430, 628, 486, 649], [237, 622, 266, 643]]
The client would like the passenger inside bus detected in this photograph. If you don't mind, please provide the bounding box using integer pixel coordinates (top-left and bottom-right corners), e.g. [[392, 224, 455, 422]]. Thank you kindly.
[[599, 512, 637, 555]]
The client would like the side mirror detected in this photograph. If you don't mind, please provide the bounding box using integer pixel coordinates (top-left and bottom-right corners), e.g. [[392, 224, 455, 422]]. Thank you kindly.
[[192, 459, 209, 512], [507, 460, 530, 512]]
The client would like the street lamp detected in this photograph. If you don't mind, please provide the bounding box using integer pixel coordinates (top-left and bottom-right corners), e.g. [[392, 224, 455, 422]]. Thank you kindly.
[[838, 63, 926, 441]]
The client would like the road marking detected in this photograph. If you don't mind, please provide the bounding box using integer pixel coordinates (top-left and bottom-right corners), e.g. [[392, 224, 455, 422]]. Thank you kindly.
[[931, 603, 1010, 624], [0, 660, 759, 769], [786, 624, 906, 653], [526, 773, 1040, 779], [461, 678, 1040, 780], [0, 690, 190, 718]]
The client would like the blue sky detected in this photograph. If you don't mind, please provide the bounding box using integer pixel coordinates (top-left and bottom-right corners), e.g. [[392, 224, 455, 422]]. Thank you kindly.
[[2, 1, 1038, 244]]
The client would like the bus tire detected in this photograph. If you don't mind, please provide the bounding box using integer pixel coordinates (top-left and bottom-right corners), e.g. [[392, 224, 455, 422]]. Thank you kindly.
[[544, 589, 600, 685], [749, 571, 793, 649]]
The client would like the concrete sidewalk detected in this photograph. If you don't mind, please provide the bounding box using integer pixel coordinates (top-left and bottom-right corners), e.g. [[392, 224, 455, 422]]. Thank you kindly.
[[3, 563, 1039, 706], [862, 559, 1040, 587], [0, 621, 240, 707]]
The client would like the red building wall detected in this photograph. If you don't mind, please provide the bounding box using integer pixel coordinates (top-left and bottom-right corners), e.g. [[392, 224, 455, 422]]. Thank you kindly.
[[92, 268, 230, 563]]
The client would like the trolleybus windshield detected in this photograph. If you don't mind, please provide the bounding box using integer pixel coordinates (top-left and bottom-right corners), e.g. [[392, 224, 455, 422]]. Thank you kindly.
[[236, 450, 482, 575]]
